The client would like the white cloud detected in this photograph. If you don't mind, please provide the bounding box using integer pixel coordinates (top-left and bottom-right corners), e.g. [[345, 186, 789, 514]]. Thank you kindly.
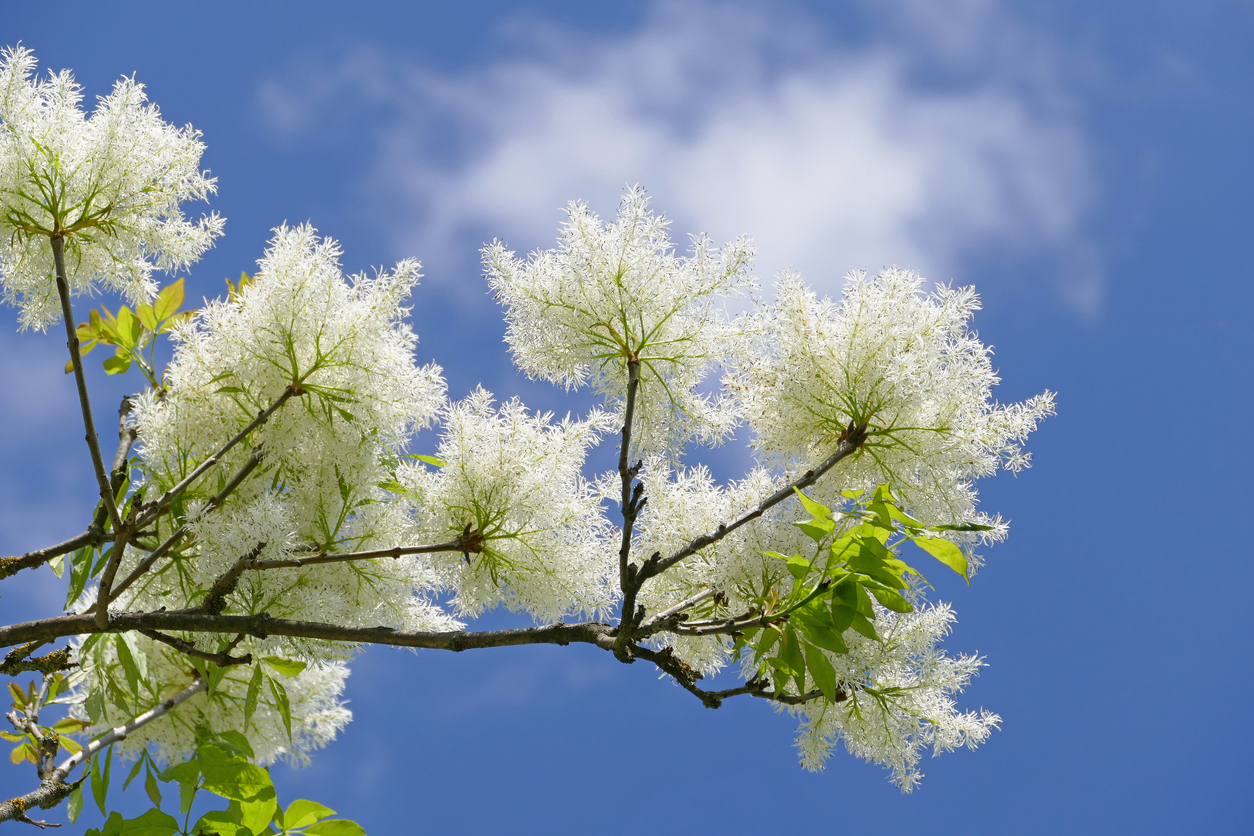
[[257, 0, 1099, 311]]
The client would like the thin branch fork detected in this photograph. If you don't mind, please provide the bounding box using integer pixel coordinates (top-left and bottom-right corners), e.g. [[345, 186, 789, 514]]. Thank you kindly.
[[640, 422, 869, 585], [94, 445, 266, 613], [52, 235, 122, 535], [134, 387, 298, 530], [0, 676, 209, 827], [139, 630, 251, 667]]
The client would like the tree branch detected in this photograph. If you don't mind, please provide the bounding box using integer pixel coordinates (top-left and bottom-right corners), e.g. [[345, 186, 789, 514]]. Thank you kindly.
[[0, 610, 618, 654], [0, 528, 103, 582], [138, 630, 251, 667], [134, 388, 297, 530], [52, 236, 122, 535], [0, 676, 209, 826], [640, 422, 868, 584], [241, 539, 466, 571], [97, 445, 265, 611]]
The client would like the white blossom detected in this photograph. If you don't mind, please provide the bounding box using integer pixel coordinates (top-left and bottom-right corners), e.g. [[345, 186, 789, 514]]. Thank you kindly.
[[0, 46, 223, 330], [129, 224, 454, 644], [484, 186, 755, 455], [732, 268, 1055, 535], [70, 630, 352, 767], [404, 388, 617, 621], [784, 602, 1000, 791]]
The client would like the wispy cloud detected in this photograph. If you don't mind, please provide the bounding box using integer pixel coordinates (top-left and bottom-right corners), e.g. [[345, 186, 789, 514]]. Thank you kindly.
[[257, 0, 1100, 312]]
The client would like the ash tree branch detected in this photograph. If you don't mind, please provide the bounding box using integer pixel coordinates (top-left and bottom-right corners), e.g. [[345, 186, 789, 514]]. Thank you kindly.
[[52, 236, 122, 535], [241, 539, 469, 571], [0, 610, 618, 655], [95, 444, 265, 612], [0, 676, 209, 827], [138, 630, 251, 667], [134, 387, 298, 530], [0, 529, 103, 582], [640, 422, 868, 584]]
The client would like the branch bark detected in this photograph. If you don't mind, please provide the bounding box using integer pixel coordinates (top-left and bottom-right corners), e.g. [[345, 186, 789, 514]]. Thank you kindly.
[[0, 610, 617, 654], [0, 677, 208, 826], [52, 236, 122, 535]]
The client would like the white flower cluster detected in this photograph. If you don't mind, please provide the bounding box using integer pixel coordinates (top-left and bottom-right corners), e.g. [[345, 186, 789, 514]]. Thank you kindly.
[[404, 388, 617, 621], [484, 186, 755, 455], [732, 269, 1055, 533], [787, 603, 1000, 791], [0, 46, 222, 330], [70, 629, 351, 767], [131, 225, 453, 642]]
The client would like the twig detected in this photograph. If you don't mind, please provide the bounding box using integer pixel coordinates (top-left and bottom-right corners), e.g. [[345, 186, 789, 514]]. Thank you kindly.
[[637, 588, 716, 632], [134, 388, 297, 530], [0, 675, 210, 825], [0, 528, 103, 582], [98, 445, 265, 610], [640, 422, 868, 584], [139, 630, 251, 667], [0, 644, 73, 678], [613, 359, 647, 658], [241, 539, 466, 571], [52, 236, 122, 534]]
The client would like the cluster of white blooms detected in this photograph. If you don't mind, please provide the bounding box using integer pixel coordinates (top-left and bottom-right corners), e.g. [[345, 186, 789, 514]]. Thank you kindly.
[[70, 627, 351, 767], [404, 388, 617, 621], [484, 186, 755, 455], [785, 602, 999, 791], [130, 225, 454, 644], [0, 46, 222, 330], [732, 269, 1055, 535]]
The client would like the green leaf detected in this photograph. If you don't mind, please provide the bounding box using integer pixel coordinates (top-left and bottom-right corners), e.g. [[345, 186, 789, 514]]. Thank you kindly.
[[8, 681, 26, 708], [91, 746, 111, 815], [915, 535, 969, 581], [793, 488, 833, 521], [849, 612, 880, 642], [854, 583, 875, 618], [103, 354, 132, 375], [262, 657, 307, 677], [867, 584, 913, 613], [201, 757, 273, 803], [214, 730, 257, 760], [305, 819, 368, 836], [799, 621, 848, 655], [865, 500, 895, 530], [191, 811, 249, 836], [405, 453, 445, 467], [48, 553, 64, 578], [794, 520, 833, 542], [780, 625, 805, 678], [67, 784, 84, 823], [65, 546, 93, 610], [282, 799, 336, 830], [244, 665, 263, 729], [930, 522, 995, 532], [123, 757, 144, 790], [158, 761, 199, 785], [115, 635, 141, 694], [113, 307, 139, 348], [145, 766, 162, 808], [154, 278, 185, 321], [804, 644, 839, 700], [269, 677, 293, 741], [215, 385, 244, 393], [784, 556, 812, 581], [113, 808, 179, 836], [136, 303, 158, 333], [239, 786, 279, 834]]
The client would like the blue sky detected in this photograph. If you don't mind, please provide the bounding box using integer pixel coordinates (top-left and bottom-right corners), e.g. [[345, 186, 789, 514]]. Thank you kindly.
[[1, 2, 1251, 833]]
